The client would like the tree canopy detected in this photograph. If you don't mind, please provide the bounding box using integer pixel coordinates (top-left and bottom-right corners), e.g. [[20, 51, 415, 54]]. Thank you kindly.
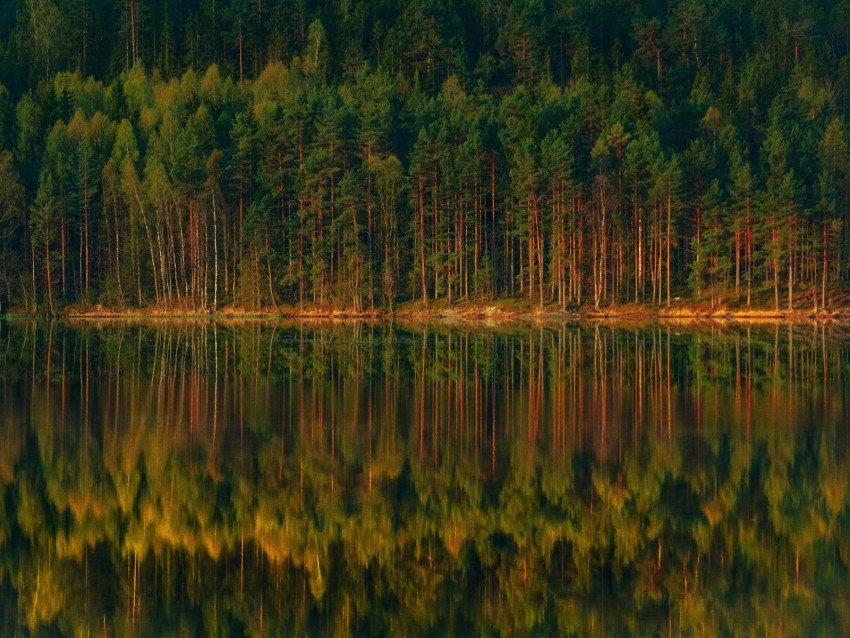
[[0, 1, 849, 312]]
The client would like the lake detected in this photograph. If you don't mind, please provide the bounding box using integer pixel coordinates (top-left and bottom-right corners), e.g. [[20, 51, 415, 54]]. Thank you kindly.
[[0, 319, 848, 636]]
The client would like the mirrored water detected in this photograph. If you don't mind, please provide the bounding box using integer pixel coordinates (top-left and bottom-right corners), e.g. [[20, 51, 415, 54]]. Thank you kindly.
[[0, 320, 848, 636]]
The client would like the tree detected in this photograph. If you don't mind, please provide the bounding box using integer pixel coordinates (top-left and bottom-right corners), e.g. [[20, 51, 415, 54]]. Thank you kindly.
[[759, 122, 803, 310], [816, 116, 849, 307], [30, 171, 58, 312], [728, 156, 757, 305], [653, 153, 683, 308], [0, 151, 25, 306], [370, 153, 406, 309], [688, 179, 730, 306], [0, 2, 847, 313], [21, 0, 62, 81]]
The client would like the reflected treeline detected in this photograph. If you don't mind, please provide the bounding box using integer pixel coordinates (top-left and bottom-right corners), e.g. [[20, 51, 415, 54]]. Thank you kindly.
[[0, 320, 848, 636]]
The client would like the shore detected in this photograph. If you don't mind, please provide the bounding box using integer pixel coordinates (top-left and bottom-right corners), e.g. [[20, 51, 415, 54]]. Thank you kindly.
[[4, 297, 850, 323]]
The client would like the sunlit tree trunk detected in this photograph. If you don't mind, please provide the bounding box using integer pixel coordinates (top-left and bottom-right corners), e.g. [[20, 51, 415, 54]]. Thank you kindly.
[[44, 235, 54, 314], [787, 219, 794, 311], [419, 177, 427, 305]]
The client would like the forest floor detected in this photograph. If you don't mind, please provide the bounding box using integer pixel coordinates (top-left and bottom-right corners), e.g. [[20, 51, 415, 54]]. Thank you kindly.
[[5, 287, 850, 324]]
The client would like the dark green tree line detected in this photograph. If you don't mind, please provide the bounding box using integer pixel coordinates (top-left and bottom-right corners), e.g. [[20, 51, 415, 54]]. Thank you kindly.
[[0, 1, 849, 312]]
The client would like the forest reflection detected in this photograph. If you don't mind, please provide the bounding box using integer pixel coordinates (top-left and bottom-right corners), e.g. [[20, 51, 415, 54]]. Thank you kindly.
[[0, 319, 848, 636]]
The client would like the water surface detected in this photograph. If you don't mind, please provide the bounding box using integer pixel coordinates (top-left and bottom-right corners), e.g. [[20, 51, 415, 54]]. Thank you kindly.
[[0, 320, 848, 636]]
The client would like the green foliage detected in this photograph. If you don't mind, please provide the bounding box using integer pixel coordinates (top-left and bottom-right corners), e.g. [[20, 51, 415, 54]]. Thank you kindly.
[[0, 151, 25, 270], [0, 2, 847, 311]]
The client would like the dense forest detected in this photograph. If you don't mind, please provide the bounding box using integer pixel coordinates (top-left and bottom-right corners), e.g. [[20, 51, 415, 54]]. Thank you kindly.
[[0, 1, 850, 313], [0, 322, 848, 634]]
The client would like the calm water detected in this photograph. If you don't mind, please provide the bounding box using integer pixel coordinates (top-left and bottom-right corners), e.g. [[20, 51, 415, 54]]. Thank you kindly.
[[0, 319, 848, 636]]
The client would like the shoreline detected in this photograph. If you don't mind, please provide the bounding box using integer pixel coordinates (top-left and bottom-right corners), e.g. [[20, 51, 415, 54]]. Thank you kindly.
[[3, 301, 849, 324]]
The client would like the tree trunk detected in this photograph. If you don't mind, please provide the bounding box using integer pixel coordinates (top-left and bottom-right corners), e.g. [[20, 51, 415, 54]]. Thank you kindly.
[[131, 179, 160, 304], [113, 191, 124, 306], [60, 210, 67, 301], [787, 219, 793, 311], [822, 223, 828, 311], [45, 236, 54, 314], [212, 186, 219, 310], [734, 228, 740, 299], [746, 202, 752, 306], [419, 176, 427, 305], [84, 187, 90, 303], [265, 224, 277, 310]]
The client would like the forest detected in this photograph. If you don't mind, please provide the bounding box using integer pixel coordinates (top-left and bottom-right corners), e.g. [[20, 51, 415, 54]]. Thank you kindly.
[[0, 1, 849, 313]]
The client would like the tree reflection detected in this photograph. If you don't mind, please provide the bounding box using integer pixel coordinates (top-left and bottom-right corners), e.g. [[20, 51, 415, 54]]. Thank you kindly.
[[0, 319, 847, 636]]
